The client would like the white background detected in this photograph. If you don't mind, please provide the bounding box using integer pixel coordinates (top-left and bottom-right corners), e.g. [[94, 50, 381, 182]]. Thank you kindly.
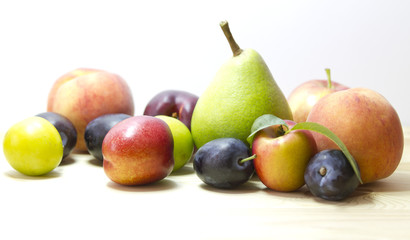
[[1, 0, 409, 130]]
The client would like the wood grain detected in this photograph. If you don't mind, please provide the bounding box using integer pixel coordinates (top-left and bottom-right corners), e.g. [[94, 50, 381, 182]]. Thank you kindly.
[[0, 127, 409, 239]]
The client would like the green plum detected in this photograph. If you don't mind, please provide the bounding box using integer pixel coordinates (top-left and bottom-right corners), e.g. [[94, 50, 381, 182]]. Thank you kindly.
[[3, 116, 63, 176], [156, 115, 194, 171]]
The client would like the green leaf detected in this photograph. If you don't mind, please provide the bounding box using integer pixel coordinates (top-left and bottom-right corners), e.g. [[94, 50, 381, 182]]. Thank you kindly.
[[291, 122, 363, 184], [247, 114, 288, 146]]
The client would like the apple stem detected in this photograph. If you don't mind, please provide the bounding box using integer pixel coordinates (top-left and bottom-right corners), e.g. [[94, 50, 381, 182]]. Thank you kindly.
[[220, 21, 243, 57], [325, 68, 332, 89], [278, 125, 287, 135], [239, 154, 257, 165]]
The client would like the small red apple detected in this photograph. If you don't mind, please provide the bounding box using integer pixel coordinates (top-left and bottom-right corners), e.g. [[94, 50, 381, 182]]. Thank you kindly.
[[102, 116, 174, 185], [143, 90, 198, 130], [47, 68, 135, 151], [287, 69, 348, 123], [306, 87, 404, 184], [252, 120, 317, 192]]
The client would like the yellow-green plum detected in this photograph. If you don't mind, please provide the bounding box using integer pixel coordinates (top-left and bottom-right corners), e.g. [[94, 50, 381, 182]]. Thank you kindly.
[[3, 116, 63, 176], [155, 115, 194, 171]]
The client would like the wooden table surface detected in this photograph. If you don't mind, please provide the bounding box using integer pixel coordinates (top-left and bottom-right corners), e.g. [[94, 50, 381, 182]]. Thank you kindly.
[[1, 127, 410, 240]]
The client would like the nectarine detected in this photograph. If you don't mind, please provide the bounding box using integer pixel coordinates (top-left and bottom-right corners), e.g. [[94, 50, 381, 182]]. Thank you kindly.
[[102, 116, 174, 185]]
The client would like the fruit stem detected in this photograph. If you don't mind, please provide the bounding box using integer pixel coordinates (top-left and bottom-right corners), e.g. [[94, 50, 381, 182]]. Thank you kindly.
[[171, 112, 178, 119], [319, 166, 327, 176], [220, 21, 243, 57], [325, 68, 332, 89], [239, 154, 257, 165], [278, 125, 288, 136]]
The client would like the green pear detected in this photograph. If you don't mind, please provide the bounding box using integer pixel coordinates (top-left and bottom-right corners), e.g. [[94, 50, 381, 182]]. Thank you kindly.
[[191, 21, 293, 148]]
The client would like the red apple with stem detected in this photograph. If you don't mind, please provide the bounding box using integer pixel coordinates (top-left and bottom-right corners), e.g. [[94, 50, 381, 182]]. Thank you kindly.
[[249, 119, 317, 192], [102, 116, 174, 185], [247, 114, 363, 192], [287, 68, 349, 123]]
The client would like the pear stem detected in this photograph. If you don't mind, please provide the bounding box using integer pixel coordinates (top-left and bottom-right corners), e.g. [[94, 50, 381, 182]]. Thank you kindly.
[[325, 68, 332, 89], [239, 154, 257, 165], [220, 21, 243, 57]]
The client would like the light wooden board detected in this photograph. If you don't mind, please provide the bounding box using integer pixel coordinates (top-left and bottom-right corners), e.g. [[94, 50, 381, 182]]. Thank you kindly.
[[0, 127, 409, 240]]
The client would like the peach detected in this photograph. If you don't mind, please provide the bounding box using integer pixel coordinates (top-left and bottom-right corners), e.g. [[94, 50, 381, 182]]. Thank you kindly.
[[47, 69, 134, 151], [47, 68, 101, 110], [306, 88, 404, 184]]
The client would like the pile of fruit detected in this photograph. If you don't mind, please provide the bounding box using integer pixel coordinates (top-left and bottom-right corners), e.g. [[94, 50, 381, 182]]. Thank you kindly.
[[2, 21, 404, 201]]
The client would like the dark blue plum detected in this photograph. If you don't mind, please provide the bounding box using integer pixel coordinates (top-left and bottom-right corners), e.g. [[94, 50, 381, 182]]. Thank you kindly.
[[84, 113, 132, 161], [193, 138, 255, 189], [304, 149, 360, 201], [36, 112, 77, 159]]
